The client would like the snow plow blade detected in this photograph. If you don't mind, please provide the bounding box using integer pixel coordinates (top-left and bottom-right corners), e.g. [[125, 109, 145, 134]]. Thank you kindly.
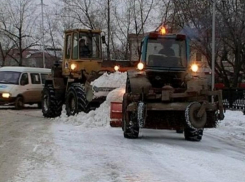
[[110, 102, 122, 127]]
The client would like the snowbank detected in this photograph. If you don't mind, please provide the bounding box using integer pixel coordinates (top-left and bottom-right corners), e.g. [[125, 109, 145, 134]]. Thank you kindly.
[[207, 110, 245, 140], [91, 71, 127, 88], [55, 87, 125, 127], [54, 71, 126, 128]]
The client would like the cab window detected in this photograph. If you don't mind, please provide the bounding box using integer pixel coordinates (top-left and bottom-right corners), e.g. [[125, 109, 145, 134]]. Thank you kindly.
[[65, 34, 72, 59], [79, 32, 100, 59], [72, 33, 79, 59], [30, 73, 41, 84]]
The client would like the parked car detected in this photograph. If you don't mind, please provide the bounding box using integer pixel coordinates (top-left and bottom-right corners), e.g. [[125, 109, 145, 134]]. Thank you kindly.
[[0, 66, 51, 109]]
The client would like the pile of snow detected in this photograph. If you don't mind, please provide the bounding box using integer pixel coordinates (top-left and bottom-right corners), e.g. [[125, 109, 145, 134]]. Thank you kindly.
[[54, 71, 126, 127], [91, 71, 127, 88], [208, 110, 245, 140], [55, 87, 125, 127]]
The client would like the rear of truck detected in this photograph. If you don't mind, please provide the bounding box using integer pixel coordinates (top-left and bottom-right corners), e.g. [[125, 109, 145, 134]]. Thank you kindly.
[[112, 27, 225, 141]]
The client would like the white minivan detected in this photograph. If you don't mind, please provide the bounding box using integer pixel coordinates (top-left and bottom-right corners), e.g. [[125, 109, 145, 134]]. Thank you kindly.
[[0, 66, 51, 109]]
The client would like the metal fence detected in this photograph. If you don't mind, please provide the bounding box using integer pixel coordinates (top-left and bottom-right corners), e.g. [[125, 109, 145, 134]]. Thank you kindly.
[[222, 88, 245, 114]]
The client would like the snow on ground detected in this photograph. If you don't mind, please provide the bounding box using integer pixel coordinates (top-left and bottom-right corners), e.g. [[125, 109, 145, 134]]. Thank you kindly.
[[206, 110, 245, 141], [2, 71, 245, 182], [7, 109, 245, 182]]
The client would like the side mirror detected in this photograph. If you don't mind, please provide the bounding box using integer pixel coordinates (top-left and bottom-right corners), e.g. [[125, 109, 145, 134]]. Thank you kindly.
[[101, 35, 106, 44]]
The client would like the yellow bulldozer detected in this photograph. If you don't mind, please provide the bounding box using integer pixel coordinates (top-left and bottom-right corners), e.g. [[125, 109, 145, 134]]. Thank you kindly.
[[41, 29, 127, 117]]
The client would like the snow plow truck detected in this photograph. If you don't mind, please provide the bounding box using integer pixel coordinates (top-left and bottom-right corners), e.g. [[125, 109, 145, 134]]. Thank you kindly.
[[41, 29, 122, 117], [110, 27, 225, 141]]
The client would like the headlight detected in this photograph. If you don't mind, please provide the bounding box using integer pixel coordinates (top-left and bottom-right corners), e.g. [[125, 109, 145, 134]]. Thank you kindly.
[[191, 64, 198, 72], [137, 62, 144, 70], [2, 93, 10, 98], [71, 63, 77, 70], [114, 65, 120, 71]]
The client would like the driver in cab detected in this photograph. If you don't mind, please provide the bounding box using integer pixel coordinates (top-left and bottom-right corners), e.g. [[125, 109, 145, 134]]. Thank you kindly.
[[159, 41, 175, 57], [79, 39, 91, 57]]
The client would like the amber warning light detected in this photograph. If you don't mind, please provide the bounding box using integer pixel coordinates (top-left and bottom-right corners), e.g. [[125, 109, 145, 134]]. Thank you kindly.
[[160, 27, 166, 35]]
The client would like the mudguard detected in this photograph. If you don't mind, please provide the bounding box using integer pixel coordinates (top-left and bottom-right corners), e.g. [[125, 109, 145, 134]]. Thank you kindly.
[[127, 70, 152, 94]]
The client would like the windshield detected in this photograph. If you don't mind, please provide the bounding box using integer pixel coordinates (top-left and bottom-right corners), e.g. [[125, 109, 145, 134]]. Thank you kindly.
[[79, 32, 101, 59], [0, 71, 21, 84], [146, 38, 187, 68]]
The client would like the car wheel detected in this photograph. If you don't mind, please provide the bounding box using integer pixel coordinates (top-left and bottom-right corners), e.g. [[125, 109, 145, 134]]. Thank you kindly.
[[15, 96, 24, 110]]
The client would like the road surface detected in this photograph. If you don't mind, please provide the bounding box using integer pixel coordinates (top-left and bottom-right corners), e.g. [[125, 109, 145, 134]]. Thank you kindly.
[[0, 107, 245, 182]]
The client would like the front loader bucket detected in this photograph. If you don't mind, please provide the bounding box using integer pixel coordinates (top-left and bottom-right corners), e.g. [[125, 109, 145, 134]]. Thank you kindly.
[[110, 102, 122, 127]]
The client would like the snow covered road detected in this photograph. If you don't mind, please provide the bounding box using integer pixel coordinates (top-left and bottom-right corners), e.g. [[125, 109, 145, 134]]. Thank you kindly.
[[0, 108, 245, 182]]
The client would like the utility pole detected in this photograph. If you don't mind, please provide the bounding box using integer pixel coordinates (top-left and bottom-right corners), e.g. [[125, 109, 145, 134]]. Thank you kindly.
[[107, 0, 110, 61], [41, 0, 45, 68], [211, 0, 216, 92]]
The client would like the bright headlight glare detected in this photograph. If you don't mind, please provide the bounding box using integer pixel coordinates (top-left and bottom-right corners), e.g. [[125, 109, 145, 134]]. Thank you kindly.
[[2, 93, 10, 98], [114, 65, 120, 71], [191, 64, 198, 72], [137, 62, 144, 70], [71, 63, 77, 70]]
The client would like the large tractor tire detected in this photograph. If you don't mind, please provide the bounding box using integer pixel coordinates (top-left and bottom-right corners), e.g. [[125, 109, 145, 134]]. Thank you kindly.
[[122, 94, 128, 131], [123, 112, 139, 139], [42, 84, 62, 118], [122, 95, 139, 139], [184, 128, 204, 141], [184, 102, 205, 141], [65, 83, 89, 116]]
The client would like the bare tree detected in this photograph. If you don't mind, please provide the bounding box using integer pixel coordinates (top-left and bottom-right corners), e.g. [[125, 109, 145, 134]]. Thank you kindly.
[[216, 0, 245, 87], [0, 35, 15, 66], [111, 0, 157, 61], [44, 9, 63, 62], [111, 1, 133, 60], [173, 0, 245, 87], [0, 0, 40, 66], [58, 0, 104, 29]]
